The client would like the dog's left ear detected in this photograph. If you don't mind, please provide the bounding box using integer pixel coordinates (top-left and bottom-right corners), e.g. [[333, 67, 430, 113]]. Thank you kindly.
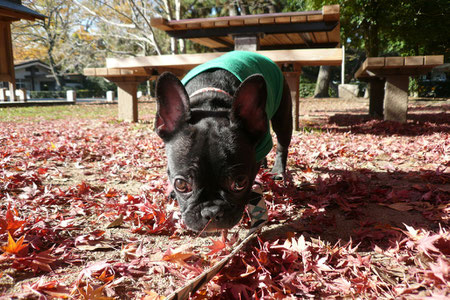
[[231, 74, 268, 140], [155, 72, 190, 139]]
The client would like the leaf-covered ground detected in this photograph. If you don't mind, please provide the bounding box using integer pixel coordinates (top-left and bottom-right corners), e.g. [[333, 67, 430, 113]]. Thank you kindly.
[[0, 98, 449, 299]]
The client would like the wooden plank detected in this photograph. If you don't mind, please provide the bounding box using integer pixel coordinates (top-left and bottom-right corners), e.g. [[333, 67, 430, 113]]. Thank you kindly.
[[201, 21, 215, 28], [107, 68, 121, 76], [150, 17, 173, 31], [220, 36, 234, 45], [424, 55, 444, 66], [105, 48, 343, 70], [326, 23, 340, 43], [172, 23, 187, 30], [151, 10, 322, 30], [243, 17, 259, 25], [187, 23, 201, 29], [322, 5, 340, 22], [286, 33, 304, 44], [355, 60, 369, 78], [261, 34, 281, 45], [307, 14, 323, 22], [404, 56, 424, 66], [366, 57, 385, 68], [83, 68, 97, 76], [275, 16, 291, 24], [259, 17, 275, 24], [214, 20, 229, 27], [190, 38, 226, 48], [271, 33, 292, 44], [312, 31, 328, 43], [229, 19, 244, 26], [291, 15, 307, 23], [0, 74, 12, 81], [0, 22, 8, 75], [384, 57, 404, 68]]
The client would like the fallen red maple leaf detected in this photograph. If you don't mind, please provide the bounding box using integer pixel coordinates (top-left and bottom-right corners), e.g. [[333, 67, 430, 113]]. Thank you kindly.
[[26, 278, 71, 299], [0, 204, 27, 235], [163, 247, 194, 267], [16, 248, 56, 273], [426, 257, 449, 284], [1, 232, 28, 256], [206, 238, 226, 256], [416, 232, 442, 257], [77, 283, 114, 300]]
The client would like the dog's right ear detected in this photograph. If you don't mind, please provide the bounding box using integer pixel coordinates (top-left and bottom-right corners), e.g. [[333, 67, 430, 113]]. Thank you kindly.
[[155, 72, 190, 139]]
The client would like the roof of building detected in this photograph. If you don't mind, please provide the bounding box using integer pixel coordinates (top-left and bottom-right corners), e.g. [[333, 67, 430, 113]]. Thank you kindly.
[[14, 59, 51, 70], [0, 0, 46, 21]]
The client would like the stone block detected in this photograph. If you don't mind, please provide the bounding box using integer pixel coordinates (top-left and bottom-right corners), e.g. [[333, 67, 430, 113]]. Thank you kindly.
[[384, 75, 409, 123], [338, 84, 359, 99]]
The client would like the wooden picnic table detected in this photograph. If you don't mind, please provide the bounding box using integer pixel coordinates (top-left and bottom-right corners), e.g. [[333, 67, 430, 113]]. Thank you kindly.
[[84, 5, 343, 129], [355, 55, 444, 123]]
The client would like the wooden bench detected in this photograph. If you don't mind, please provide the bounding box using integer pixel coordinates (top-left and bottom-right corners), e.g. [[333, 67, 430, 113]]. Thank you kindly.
[[355, 55, 443, 123], [84, 48, 343, 127]]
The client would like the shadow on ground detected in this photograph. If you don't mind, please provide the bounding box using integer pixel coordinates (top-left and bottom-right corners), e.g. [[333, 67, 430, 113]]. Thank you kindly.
[[258, 165, 448, 251]]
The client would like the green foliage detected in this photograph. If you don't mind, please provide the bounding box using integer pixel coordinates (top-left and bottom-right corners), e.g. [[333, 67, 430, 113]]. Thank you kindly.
[[418, 81, 450, 98], [83, 77, 116, 94], [299, 83, 316, 98]]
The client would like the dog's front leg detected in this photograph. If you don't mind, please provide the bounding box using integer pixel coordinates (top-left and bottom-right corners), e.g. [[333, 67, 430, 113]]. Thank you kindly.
[[270, 79, 293, 178]]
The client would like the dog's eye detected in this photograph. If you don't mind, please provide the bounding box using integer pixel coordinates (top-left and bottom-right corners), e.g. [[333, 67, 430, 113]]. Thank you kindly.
[[174, 178, 192, 193], [230, 175, 248, 192]]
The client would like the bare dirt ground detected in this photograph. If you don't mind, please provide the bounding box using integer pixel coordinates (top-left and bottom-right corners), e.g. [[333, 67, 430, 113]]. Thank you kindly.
[[0, 97, 448, 299]]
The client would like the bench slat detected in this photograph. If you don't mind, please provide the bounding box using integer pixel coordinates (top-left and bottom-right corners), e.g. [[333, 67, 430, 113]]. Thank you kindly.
[[355, 55, 443, 79], [104, 48, 343, 70]]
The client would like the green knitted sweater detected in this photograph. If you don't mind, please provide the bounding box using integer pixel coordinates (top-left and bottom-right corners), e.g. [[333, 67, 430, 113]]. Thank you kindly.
[[181, 51, 283, 162]]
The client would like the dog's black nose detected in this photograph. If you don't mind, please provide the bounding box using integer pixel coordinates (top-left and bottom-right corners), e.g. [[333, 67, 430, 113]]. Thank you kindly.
[[201, 206, 224, 221]]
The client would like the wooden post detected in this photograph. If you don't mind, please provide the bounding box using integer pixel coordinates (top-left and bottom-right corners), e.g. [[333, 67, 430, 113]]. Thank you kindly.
[[284, 71, 301, 131], [116, 82, 138, 122], [384, 75, 409, 123], [368, 78, 385, 118], [0, 88, 6, 101], [1, 21, 17, 101]]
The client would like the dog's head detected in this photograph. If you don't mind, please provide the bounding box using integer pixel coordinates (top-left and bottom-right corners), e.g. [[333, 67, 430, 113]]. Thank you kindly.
[[155, 72, 268, 231]]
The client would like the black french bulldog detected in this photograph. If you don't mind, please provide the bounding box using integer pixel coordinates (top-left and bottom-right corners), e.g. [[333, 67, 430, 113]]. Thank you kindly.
[[155, 51, 292, 231]]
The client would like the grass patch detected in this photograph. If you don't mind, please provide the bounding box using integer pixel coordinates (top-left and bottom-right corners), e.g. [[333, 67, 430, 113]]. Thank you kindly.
[[0, 102, 157, 122]]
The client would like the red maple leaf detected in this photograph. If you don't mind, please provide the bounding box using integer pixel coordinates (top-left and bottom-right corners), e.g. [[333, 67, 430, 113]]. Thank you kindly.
[[0, 205, 26, 235], [1, 232, 28, 256], [26, 278, 71, 298], [416, 232, 442, 257], [206, 238, 226, 256], [17, 248, 56, 273]]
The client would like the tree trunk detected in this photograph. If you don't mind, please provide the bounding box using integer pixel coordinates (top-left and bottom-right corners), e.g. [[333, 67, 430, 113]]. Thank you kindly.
[[175, 0, 185, 53], [163, 0, 177, 54], [314, 66, 331, 98]]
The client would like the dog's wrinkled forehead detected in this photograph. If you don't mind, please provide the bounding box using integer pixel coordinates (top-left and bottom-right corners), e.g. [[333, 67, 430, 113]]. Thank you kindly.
[[166, 119, 253, 174]]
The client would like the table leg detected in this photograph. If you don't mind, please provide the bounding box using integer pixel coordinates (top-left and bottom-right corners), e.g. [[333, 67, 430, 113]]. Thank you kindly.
[[369, 78, 385, 118], [384, 75, 409, 123], [116, 82, 138, 122], [284, 72, 301, 131]]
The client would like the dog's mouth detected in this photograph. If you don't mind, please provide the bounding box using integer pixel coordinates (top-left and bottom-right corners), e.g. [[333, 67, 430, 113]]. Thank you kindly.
[[181, 201, 245, 232]]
